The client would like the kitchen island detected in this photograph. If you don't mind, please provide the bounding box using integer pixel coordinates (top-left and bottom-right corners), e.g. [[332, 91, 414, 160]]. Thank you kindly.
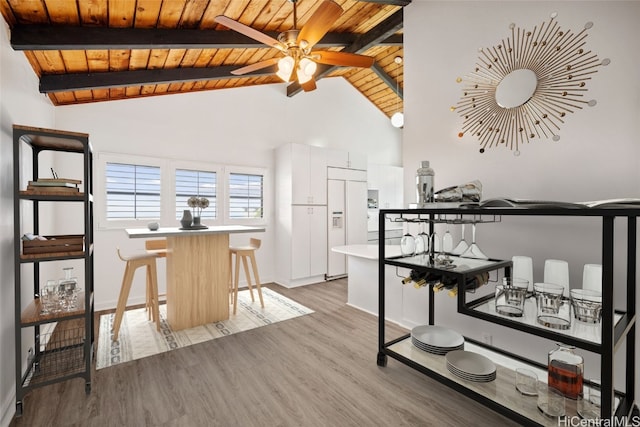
[[331, 244, 429, 329], [126, 225, 265, 330]]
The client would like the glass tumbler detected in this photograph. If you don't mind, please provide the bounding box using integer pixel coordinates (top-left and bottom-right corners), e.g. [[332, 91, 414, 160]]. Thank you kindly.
[[495, 278, 529, 317]]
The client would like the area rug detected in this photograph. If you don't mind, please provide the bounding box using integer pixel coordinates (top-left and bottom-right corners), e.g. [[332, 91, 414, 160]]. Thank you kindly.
[[96, 287, 313, 369]]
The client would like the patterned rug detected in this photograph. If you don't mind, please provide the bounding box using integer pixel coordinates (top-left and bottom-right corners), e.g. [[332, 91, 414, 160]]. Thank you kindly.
[[96, 287, 313, 369]]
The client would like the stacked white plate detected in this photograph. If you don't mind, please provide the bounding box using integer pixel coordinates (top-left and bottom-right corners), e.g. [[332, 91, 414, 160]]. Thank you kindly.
[[445, 350, 497, 382], [411, 325, 465, 355]]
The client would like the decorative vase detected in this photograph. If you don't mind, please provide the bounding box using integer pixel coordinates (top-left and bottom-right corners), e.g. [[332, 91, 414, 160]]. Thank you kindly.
[[180, 209, 192, 228], [192, 216, 201, 227]]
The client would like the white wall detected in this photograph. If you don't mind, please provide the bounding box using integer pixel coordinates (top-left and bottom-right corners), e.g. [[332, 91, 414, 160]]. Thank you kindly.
[[0, 21, 56, 427], [405, 0, 640, 400], [53, 78, 401, 312]]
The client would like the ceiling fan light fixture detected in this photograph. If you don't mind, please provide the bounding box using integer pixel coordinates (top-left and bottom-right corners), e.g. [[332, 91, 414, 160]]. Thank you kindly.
[[300, 57, 317, 74], [276, 56, 295, 82]]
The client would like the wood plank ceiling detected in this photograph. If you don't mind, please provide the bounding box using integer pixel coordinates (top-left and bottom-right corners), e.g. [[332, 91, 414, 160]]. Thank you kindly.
[[0, 0, 407, 120]]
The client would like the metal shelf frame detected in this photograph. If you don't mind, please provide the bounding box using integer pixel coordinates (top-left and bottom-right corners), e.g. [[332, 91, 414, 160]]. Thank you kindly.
[[377, 206, 637, 426], [12, 125, 95, 417]]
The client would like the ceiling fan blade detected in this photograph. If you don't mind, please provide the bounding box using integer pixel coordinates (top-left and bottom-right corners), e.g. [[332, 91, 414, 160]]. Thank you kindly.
[[312, 51, 375, 68], [297, 0, 343, 49], [230, 57, 280, 76], [300, 77, 317, 92], [214, 15, 282, 50]]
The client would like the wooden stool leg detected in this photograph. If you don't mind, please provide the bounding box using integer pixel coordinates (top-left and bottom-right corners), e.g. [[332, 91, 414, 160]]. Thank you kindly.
[[249, 252, 264, 308], [241, 254, 255, 302], [233, 252, 241, 315], [145, 268, 152, 320], [228, 251, 232, 304], [113, 263, 136, 341], [148, 261, 160, 331]]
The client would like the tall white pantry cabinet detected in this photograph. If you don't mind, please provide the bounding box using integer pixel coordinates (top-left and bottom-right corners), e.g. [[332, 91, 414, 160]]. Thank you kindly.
[[275, 143, 328, 287]]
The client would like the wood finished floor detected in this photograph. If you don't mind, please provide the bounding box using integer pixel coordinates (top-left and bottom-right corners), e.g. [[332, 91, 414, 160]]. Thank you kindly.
[[11, 279, 517, 427]]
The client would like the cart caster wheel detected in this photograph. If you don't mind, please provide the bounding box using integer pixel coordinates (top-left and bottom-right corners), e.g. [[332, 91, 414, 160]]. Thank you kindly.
[[85, 382, 91, 395], [377, 352, 387, 367], [16, 401, 23, 417]]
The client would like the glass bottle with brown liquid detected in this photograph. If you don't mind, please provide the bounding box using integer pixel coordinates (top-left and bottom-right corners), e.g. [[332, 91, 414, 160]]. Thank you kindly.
[[548, 343, 584, 399]]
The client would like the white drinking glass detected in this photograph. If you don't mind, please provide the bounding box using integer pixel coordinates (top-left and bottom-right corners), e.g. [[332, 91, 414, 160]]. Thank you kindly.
[[582, 263, 602, 292], [515, 368, 538, 396], [543, 259, 570, 297], [537, 383, 566, 419], [512, 255, 534, 293], [577, 379, 601, 422]]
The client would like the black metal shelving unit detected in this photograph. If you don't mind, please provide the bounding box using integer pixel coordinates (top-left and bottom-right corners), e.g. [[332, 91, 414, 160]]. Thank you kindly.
[[13, 125, 94, 416], [377, 206, 637, 426]]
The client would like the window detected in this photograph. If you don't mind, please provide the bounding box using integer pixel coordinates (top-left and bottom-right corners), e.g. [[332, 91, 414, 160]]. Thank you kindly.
[[105, 162, 161, 219], [98, 153, 267, 229], [175, 169, 217, 220], [228, 173, 264, 219]]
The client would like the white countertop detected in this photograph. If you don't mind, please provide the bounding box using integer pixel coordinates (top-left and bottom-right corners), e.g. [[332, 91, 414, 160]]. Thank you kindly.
[[331, 244, 402, 260], [125, 225, 265, 238]]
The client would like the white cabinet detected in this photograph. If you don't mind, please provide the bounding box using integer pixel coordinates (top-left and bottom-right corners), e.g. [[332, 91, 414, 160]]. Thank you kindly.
[[291, 206, 327, 280], [367, 164, 404, 231], [327, 149, 367, 170], [291, 144, 327, 205], [276, 143, 328, 287], [377, 164, 403, 209]]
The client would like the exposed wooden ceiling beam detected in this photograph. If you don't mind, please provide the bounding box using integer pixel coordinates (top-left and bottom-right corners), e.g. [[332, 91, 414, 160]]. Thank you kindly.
[[287, 8, 403, 97], [371, 63, 402, 99], [11, 25, 402, 50], [39, 66, 277, 93], [355, 0, 411, 6]]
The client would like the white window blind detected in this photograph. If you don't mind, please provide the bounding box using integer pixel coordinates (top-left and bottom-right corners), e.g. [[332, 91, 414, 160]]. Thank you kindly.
[[228, 173, 264, 219], [175, 169, 217, 219], [106, 162, 161, 219]]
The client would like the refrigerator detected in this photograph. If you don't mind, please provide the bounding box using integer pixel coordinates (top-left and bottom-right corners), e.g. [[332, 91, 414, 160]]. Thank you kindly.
[[327, 176, 368, 278]]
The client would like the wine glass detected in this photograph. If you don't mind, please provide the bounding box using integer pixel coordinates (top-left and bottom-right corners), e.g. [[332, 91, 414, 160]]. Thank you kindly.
[[417, 222, 430, 256], [431, 228, 441, 254], [451, 223, 469, 255], [414, 230, 425, 256], [442, 220, 454, 253], [400, 223, 416, 257], [461, 221, 489, 259]]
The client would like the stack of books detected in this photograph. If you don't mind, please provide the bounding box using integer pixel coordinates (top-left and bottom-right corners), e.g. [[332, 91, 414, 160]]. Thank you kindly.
[[26, 178, 81, 194]]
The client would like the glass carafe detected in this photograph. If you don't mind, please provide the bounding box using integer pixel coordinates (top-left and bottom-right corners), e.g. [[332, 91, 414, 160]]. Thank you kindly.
[[548, 343, 584, 399], [59, 267, 79, 310]]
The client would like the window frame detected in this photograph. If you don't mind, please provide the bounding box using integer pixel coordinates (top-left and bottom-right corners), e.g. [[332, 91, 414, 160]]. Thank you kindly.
[[171, 160, 223, 226], [96, 152, 167, 230], [224, 165, 269, 226], [96, 153, 268, 230]]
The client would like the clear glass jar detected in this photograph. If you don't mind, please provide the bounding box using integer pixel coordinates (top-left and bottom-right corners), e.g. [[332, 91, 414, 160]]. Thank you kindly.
[[548, 343, 584, 399], [59, 267, 79, 310]]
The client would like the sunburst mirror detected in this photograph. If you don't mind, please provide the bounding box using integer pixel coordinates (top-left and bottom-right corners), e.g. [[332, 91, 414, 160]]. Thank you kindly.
[[452, 12, 610, 155]]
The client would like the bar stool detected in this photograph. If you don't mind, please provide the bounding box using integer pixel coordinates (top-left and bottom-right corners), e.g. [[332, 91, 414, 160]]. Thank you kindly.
[[113, 248, 160, 341], [145, 239, 167, 257], [145, 239, 167, 308], [229, 238, 263, 315]]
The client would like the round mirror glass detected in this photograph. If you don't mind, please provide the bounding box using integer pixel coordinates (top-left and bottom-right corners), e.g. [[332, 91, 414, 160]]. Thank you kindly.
[[495, 69, 538, 108]]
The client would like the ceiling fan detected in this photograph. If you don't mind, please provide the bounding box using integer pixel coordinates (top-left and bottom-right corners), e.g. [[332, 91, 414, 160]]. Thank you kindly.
[[214, 0, 375, 92]]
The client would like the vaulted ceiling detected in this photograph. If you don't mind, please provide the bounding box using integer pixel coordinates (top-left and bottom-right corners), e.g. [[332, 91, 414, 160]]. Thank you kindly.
[[0, 0, 407, 119]]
